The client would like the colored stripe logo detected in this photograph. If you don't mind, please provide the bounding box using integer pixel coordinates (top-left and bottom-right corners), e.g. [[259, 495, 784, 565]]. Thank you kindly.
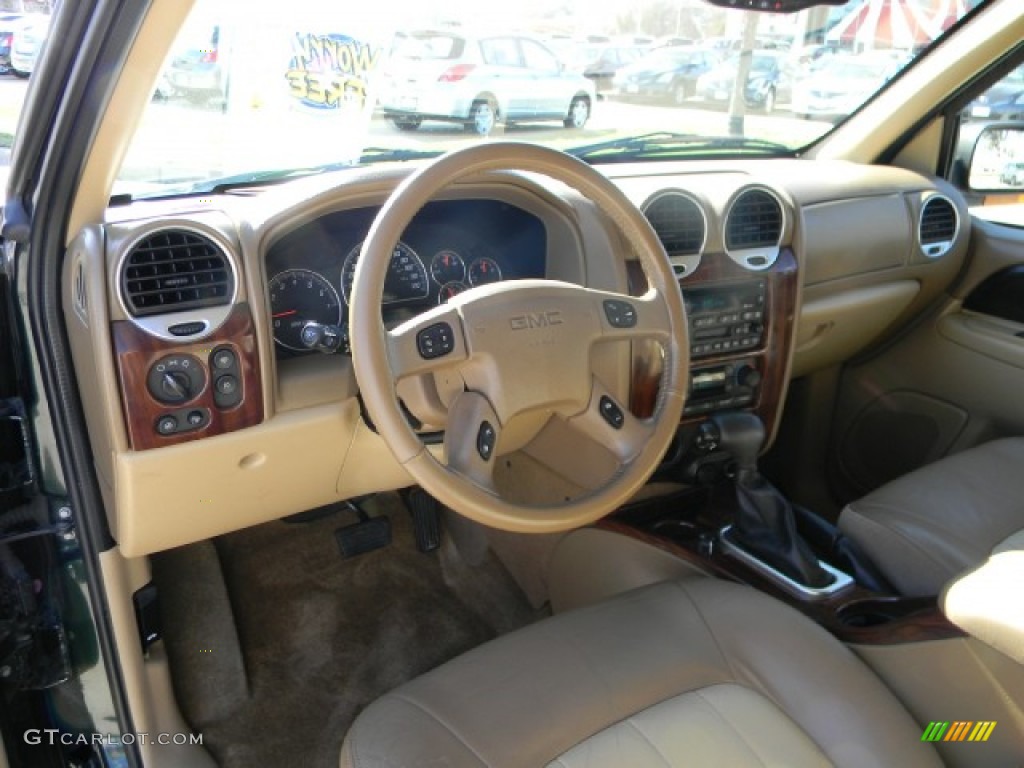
[[921, 721, 997, 742]]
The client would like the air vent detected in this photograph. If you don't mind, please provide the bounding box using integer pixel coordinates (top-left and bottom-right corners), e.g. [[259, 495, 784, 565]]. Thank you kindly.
[[724, 187, 783, 271], [725, 188, 783, 250], [918, 195, 958, 258], [643, 192, 706, 256], [120, 229, 234, 317]]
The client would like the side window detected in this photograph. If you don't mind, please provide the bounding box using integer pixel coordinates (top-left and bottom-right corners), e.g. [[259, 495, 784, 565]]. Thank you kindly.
[[959, 65, 1024, 224], [521, 40, 559, 74], [481, 38, 520, 68]]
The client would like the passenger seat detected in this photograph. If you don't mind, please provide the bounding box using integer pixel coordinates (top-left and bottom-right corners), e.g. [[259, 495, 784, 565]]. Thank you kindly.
[[838, 437, 1024, 596]]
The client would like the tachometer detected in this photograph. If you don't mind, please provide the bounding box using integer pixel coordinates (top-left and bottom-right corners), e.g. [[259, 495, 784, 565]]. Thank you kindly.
[[341, 241, 430, 305], [269, 269, 342, 351]]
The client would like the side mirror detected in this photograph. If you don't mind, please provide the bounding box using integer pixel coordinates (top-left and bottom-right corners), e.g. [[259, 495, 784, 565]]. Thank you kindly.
[[955, 122, 1024, 197]]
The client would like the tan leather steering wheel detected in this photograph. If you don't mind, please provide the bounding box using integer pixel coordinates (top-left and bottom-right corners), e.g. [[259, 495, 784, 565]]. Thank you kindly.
[[349, 142, 689, 533]]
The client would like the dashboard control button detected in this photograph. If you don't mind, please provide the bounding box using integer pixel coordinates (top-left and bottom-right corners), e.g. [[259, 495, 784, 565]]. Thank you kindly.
[[156, 416, 178, 435], [212, 349, 236, 370], [147, 354, 205, 405], [416, 322, 455, 360], [477, 421, 496, 461], [602, 300, 637, 329], [187, 410, 206, 427], [215, 375, 239, 396], [599, 395, 625, 429]]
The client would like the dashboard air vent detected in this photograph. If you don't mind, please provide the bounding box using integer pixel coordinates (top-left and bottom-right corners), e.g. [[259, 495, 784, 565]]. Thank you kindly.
[[725, 188, 783, 252], [643, 192, 706, 257], [120, 229, 235, 317], [918, 195, 958, 258]]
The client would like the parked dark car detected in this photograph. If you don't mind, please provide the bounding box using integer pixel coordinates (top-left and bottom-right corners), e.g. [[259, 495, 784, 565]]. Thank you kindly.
[[612, 46, 719, 105], [968, 65, 1024, 119], [695, 49, 795, 112], [580, 43, 646, 96]]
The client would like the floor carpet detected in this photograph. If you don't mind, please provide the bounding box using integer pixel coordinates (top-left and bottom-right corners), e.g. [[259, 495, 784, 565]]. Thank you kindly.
[[151, 493, 544, 767]]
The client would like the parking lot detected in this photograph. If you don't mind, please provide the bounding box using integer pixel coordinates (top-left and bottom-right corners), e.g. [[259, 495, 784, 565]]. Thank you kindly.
[[0, 75, 830, 185]]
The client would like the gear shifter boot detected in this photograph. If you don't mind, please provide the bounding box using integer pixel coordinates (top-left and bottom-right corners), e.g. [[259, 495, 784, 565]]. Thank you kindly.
[[733, 476, 834, 589]]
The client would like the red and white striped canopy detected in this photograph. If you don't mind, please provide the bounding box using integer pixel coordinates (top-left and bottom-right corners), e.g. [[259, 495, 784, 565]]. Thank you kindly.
[[826, 0, 968, 50]]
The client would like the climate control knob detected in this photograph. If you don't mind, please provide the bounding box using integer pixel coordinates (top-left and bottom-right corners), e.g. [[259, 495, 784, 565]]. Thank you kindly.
[[735, 364, 762, 389]]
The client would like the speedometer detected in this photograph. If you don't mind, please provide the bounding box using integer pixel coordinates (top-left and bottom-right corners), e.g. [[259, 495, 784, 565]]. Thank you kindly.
[[341, 241, 430, 306]]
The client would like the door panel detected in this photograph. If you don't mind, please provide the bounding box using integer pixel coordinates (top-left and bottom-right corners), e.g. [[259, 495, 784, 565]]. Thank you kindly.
[[830, 219, 1024, 501]]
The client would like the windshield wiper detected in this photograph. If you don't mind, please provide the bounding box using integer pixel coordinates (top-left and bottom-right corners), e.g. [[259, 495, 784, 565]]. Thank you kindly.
[[356, 146, 445, 164], [568, 132, 795, 163]]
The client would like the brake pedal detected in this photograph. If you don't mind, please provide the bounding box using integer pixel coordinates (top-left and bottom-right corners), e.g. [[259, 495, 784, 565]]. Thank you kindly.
[[404, 488, 442, 553], [335, 501, 391, 558]]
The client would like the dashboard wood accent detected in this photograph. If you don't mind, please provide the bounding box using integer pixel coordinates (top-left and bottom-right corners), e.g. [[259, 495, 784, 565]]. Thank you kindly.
[[629, 247, 798, 439], [112, 304, 264, 450]]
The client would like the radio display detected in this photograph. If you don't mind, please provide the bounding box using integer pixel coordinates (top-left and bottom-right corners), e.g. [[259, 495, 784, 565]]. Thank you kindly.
[[684, 290, 731, 313], [691, 370, 727, 392]]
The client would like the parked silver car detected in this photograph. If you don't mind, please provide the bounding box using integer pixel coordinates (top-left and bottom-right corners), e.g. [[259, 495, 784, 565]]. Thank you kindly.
[[378, 30, 596, 136]]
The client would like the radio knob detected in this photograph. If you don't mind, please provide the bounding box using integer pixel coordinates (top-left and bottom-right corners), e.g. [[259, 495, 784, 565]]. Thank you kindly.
[[736, 365, 762, 389]]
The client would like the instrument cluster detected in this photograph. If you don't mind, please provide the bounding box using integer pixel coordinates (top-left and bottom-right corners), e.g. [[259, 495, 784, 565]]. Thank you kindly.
[[265, 199, 547, 356]]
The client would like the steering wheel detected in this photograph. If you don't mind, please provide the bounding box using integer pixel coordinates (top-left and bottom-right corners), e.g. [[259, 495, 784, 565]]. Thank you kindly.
[[349, 142, 689, 533]]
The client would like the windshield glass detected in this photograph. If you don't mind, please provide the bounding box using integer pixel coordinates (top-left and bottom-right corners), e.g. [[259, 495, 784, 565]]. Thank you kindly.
[[112, 0, 983, 197]]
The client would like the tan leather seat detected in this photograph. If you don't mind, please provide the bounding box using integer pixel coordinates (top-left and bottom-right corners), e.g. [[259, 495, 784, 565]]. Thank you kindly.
[[341, 578, 939, 767], [839, 437, 1024, 597]]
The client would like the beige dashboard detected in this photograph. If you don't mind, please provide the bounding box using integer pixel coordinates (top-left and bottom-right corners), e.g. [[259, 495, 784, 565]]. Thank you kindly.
[[62, 157, 970, 557]]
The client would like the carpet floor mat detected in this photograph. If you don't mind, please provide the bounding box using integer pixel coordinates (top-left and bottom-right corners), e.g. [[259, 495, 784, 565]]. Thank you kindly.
[[151, 492, 544, 767]]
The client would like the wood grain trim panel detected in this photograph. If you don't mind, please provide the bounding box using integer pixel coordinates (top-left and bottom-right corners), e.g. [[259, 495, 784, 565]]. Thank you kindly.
[[598, 517, 964, 645], [112, 305, 264, 450], [629, 247, 798, 440]]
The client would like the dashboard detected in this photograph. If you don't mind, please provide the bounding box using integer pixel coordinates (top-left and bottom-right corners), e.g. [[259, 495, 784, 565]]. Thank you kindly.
[[63, 158, 971, 557], [265, 199, 548, 355]]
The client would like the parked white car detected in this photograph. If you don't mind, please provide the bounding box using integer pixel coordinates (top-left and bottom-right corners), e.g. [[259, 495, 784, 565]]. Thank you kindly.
[[9, 13, 48, 78], [791, 51, 908, 121], [378, 30, 596, 135]]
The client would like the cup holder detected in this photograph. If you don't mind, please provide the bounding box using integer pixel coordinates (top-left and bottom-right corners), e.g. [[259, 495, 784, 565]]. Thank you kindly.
[[835, 598, 931, 627], [649, 518, 701, 543]]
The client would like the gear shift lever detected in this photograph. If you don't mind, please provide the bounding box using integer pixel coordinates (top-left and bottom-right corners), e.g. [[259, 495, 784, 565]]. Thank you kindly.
[[710, 412, 833, 589]]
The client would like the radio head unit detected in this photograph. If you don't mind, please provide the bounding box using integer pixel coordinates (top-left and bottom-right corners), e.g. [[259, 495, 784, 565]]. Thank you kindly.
[[684, 280, 766, 359]]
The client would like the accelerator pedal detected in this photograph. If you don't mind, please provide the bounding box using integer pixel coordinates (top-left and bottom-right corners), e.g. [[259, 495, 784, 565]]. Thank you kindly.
[[403, 488, 442, 553], [335, 500, 391, 559]]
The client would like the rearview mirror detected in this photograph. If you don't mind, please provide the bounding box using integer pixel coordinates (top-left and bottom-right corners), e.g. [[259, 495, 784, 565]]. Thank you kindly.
[[965, 124, 1024, 193], [702, 0, 847, 13]]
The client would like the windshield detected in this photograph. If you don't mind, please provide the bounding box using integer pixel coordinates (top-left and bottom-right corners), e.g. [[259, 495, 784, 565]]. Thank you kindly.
[[111, 0, 983, 197]]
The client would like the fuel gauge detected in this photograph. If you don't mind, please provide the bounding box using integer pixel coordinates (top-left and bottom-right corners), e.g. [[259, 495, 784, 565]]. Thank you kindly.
[[431, 250, 465, 284], [468, 256, 502, 286]]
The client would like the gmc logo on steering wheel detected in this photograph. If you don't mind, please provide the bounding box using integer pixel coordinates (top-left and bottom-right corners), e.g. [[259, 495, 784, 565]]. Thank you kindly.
[[509, 311, 564, 330]]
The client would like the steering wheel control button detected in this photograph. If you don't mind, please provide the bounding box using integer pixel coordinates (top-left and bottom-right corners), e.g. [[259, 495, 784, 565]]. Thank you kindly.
[[156, 415, 179, 435], [603, 300, 637, 328], [599, 396, 625, 429], [477, 421, 496, 461], [416, 322, 455, 360], [147, 354, 205, 405]]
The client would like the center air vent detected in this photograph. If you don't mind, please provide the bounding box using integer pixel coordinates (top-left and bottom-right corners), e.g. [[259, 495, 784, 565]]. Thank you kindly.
[[723, 187, 783, 271], [120, 229, 235, 318], [642, 191, 706, 277], [918, 195, 958, 259]]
